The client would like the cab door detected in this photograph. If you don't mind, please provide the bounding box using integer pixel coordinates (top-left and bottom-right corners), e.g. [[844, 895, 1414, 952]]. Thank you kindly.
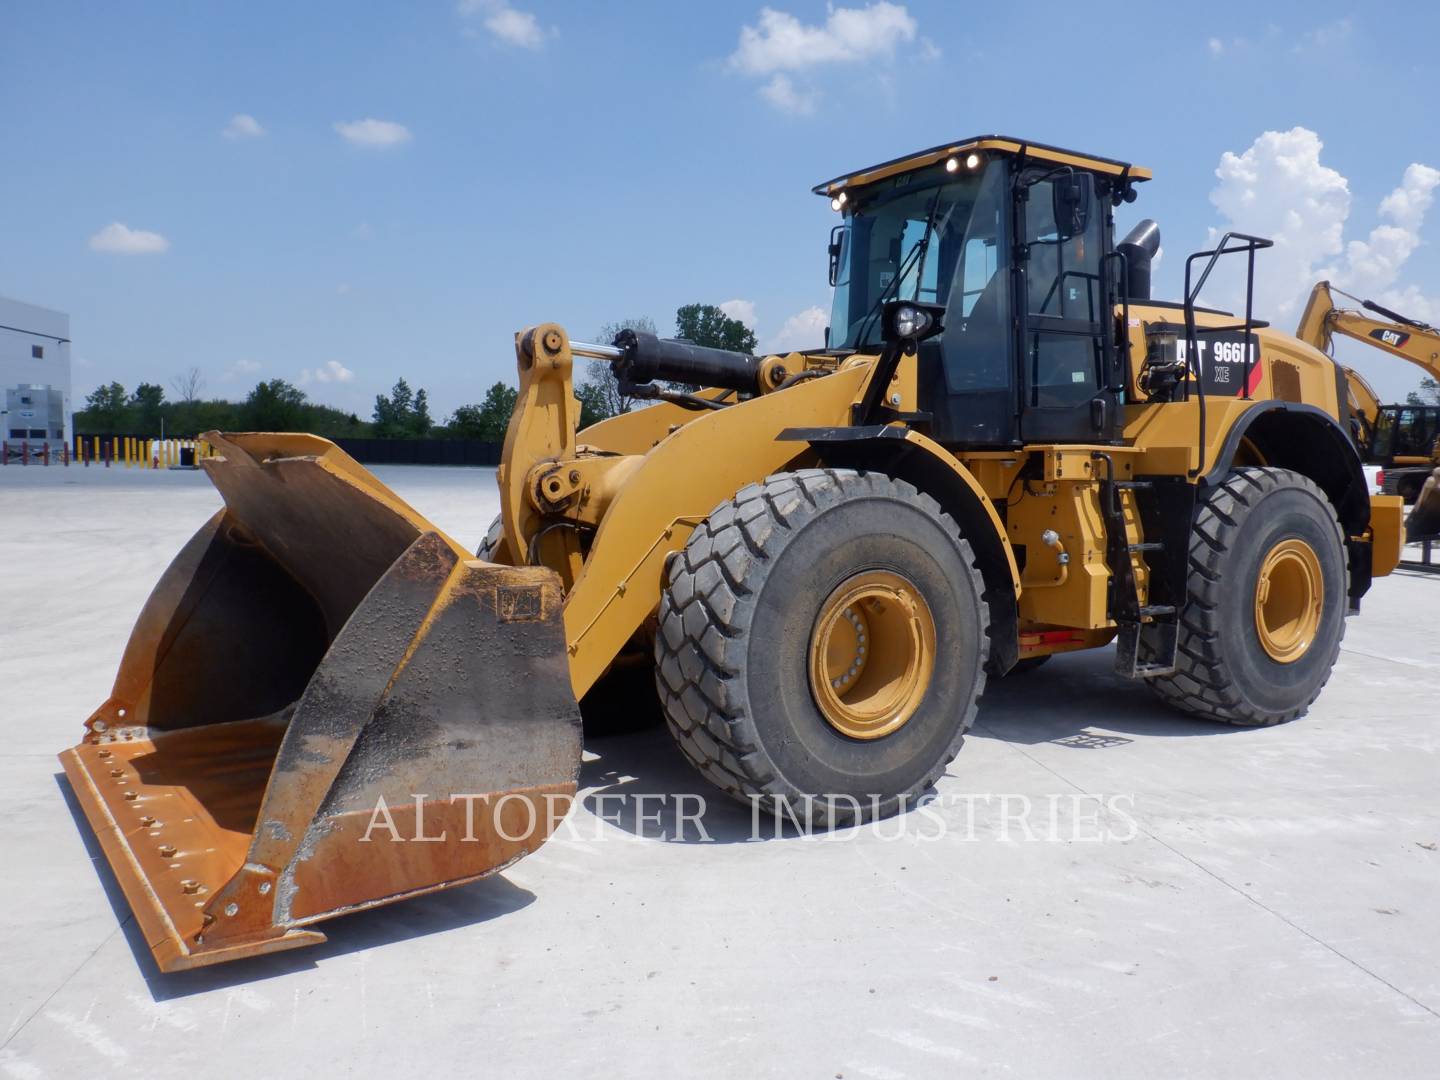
[[1016, 171, 1120, 443]]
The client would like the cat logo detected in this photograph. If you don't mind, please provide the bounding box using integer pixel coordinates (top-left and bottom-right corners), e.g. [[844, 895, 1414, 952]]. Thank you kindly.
[[497, 583, 544, 622], [1370, 327, 1411, 349]]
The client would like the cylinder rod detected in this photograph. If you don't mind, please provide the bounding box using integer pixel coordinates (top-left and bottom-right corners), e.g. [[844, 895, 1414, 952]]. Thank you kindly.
[[570, 340, 625, 362]]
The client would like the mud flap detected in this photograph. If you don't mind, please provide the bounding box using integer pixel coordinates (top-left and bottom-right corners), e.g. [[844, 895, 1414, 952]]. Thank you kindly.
[[58, 433, 582, 972]]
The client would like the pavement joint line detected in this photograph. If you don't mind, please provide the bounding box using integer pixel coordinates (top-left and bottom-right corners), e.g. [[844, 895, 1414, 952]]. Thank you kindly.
[[0, 920, 129, 1052], [1338, 644, 1434, 671], [972, 718, 1440, 1023]]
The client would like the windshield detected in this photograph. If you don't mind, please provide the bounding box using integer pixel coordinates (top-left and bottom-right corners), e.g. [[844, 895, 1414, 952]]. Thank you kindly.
[[828, 162, 992, 350]]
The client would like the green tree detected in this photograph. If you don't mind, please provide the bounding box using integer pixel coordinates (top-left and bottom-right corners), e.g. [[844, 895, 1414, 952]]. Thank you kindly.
[[242, 379, 308, 431], [83, 382, 128, 431], [373, 377, 435, 438], [674, 304, 759, 354], [448, 382, 517, 441], [411, 387, 432, 437], [576, 379, 612, 427], [1406, 377, 1440, 406], [130, 382, 166, 436]]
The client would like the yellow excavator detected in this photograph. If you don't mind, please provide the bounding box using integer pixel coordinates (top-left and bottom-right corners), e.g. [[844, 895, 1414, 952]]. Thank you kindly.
[[1296, 281, 1440, 504], [60, 135, 1405, 972]]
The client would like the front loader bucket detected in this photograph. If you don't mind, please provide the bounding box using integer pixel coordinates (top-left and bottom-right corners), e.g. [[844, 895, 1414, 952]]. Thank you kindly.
[[58, 433, 582, 972]]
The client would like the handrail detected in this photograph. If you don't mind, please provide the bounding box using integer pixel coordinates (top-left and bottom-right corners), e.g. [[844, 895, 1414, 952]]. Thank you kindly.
[[1181, 232, 1274, 476]]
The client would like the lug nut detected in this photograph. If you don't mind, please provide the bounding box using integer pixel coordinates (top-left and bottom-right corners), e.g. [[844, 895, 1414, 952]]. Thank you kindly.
[[181, 879, 201, 895], [158, 844, 177, 858]]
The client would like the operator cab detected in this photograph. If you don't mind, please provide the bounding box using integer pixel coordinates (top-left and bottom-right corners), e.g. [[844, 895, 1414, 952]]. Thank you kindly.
[[816, 136, 1151, 448]]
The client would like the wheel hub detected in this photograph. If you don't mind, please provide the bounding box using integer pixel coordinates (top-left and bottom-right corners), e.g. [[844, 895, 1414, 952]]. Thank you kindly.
[[1254, 537, 1324, 664], [808, 570, 936, 740]]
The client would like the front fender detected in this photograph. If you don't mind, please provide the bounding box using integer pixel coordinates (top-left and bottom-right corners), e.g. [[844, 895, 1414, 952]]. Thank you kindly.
[[561, 365, 870, 697]]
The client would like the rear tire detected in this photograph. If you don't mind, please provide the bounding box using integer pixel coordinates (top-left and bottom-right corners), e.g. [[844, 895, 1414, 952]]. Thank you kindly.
[[655, 469, 990, 824], [1148, 467, 1347, 727]]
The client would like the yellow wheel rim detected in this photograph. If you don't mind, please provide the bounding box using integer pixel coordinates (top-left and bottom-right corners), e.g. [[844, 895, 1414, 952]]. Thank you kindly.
[[808, 570, 936, 740], [1254, 538, 1324, 664]]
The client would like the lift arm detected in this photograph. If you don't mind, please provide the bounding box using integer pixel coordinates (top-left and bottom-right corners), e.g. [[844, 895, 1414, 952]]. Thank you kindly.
[[1297, 281, 1440, 439]]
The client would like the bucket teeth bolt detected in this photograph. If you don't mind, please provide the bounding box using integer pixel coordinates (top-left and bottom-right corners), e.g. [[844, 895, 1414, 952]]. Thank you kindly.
[[158, 844, 177, 858]]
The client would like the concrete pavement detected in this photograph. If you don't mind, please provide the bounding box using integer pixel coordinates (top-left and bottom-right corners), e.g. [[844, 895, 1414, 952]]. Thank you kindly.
[[2, 464, 1437, 1078]]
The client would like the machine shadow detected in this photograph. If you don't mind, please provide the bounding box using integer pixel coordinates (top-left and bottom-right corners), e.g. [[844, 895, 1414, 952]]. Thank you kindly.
[[53, 772, 536, 1000], [579, 644, 1246, 841], [971, 645, 1242, 747], [579, 732, 767, 845]]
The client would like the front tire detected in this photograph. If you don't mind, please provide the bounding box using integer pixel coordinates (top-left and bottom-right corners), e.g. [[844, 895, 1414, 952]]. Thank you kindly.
[[1148, 467, 1347, 726], [655, 469, 990, 823]]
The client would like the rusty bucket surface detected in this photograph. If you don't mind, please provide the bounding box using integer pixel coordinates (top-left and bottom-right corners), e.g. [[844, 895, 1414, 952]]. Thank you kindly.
[[58, 433, 583, 972]]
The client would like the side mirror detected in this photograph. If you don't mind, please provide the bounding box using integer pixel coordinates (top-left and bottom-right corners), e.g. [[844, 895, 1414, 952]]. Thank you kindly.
[[1053, 175, 1092, 239], [828, 224, 848, 287]]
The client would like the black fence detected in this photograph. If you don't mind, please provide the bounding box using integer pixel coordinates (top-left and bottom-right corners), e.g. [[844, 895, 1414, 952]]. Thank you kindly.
[[334, 438, 503, 466]]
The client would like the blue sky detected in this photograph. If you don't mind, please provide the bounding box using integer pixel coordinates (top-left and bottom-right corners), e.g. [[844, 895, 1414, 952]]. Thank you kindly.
[[3, 1, 1438, 416]]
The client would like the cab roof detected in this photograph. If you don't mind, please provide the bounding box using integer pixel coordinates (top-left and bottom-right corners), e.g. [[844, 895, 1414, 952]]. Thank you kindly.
[[812, 135, 1152, 197]]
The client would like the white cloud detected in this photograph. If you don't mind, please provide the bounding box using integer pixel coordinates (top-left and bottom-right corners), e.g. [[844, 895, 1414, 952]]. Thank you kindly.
[[458, 0, 548, 48], [334, 118, 412, 148], [730, 3, 920, 113], [1207, 37, 1225, 55], [88, 222, 169, 255], [731, 3, 917, 73], [1208, 127, 1440, 325], [1293, 17, 1352, 53], [759, 74, 817, 115], [766, 306, 829, 353], [222, 359, 262, 382], [299, 360, 355, 385], [719, 299, 758, 329], [222, 113, 265, 139]]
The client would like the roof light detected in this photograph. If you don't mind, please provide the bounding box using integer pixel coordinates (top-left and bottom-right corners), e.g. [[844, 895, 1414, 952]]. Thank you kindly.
[[945, 156, 959, 173], [830, 191, 848, 212], [965, 153, 981, 170]]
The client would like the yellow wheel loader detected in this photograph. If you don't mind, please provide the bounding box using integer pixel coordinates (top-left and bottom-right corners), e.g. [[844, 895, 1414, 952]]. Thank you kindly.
[[60, 135, 1405, 972]]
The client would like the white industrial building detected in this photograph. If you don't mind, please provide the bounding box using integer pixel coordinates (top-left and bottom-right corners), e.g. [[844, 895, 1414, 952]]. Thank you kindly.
[[0, 296, 72, 456]]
